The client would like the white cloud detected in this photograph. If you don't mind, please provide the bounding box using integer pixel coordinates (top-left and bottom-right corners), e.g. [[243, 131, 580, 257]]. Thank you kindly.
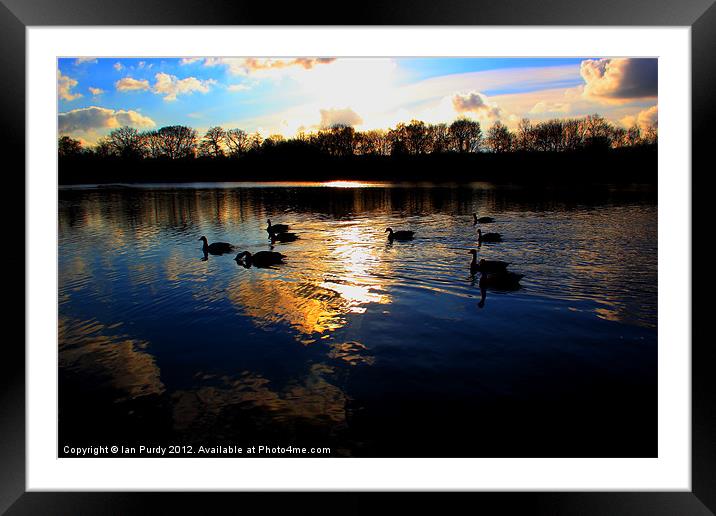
[[201, 57, 336, 76], [74, 57, 97, 65], [227, 83, 251, 92], [115, 73, 215, 101], [319, 108, 364, 129], [57, 70, 82, 101], [114, 62, 124, 71], [529, 101, 570, 114], [115, 77, 150, 91], [620, 105, 658, 130], [179, 58, 202, 65], [88, 87, 104, 96], [581, 58, 657, 102], [451, 91, 502, 120], [58, 106, 155, 134], [151, 72, 216, 101]]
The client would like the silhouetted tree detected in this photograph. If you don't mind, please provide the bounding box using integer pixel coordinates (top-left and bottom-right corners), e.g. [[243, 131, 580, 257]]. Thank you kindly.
[[449, 118, 482, 153], [225, 128, 250, 158], [58, 113, 657, 171], [107, 126, 144, 159], [516, 118, 534, 152], [58, 136, 83, 158], [486, 121, 514, 153], [643, 124, 658, 145], [199, 126, 226, 158], [428, 123, 450, 154], [155, 125, 197, 159]]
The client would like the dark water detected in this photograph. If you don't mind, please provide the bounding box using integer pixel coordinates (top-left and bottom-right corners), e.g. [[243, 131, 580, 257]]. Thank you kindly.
[[58, 182, 657, 457]]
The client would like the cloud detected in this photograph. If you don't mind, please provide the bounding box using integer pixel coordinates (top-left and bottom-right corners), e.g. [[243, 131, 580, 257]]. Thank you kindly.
[[179, 58, 201, 65], [319, 108, 364, 128], [57, 70, 82, 101], [227, 83, 251, 92], [58, 106, 155, 134], [151, 72, 216, 101], [529, 101, 570, 114], [580, 58, 657, 102], [451, 91, 502, 119], [201, 57, 336, 76], [620, 105, 658, 130], [115, 73, 215, 101], [88, 87, 104, 96], [115, 77, 150, 91], [114, 62, 124, 71], [74, 57, 97, 65]]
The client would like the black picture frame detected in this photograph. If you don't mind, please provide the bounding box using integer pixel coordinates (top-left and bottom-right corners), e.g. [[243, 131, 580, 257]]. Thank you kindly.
[[2, 0, 711, 513]]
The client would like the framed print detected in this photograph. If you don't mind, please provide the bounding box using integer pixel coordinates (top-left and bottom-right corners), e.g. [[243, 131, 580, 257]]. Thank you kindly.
[[3, 0, 712, 513]]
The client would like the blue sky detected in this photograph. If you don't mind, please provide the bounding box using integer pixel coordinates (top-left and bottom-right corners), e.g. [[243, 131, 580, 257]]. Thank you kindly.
[[58, 57, 658, 145]]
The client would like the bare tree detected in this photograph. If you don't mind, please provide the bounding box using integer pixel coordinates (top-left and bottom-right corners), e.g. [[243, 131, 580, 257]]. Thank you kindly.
[[58, 136, 83, 158], [486, 121, 514, 153], [427, 123, 450, 154], [107, 126, 145, 159], [448, 118, 482, 153], [155, 125, 197, 159], [516, 118, 534, 152], [643, 124, 657, 145], [199, 126, 226, 158], [224, 128, 250, 158]]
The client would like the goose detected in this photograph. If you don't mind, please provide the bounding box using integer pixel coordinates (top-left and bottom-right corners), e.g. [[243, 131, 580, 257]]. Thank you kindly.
[[199, 236, 234, 255], [235, 250, 286, 268], [479, 270, 524, 290], [270, 232, 299, 244], [473, 213, 495, 224], [477, 229, 502, 243], [469, 250, 509, 273], [266, 219, 290, 236], [385, 227, 415, 241]]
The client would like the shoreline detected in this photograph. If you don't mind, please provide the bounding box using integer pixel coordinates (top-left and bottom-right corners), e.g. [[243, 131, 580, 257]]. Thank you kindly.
[[58, 146, 658, 186]]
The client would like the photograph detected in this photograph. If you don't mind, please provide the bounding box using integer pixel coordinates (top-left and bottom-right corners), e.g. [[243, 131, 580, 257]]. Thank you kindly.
[[57, 55, 658, 459]]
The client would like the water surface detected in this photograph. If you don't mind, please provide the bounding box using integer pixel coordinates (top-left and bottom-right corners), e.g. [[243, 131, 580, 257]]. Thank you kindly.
[[58, 182, 657, 457]]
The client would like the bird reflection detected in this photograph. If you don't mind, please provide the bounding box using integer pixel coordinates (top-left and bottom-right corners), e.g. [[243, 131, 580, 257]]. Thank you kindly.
[[478, 273, 487, 308], [235, 250, 286, 269], [201, 249, 208, 262], [270, 232, 299, 244]]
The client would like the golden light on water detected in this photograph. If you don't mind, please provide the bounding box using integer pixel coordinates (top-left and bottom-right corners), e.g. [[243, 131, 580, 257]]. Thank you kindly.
[[323, 180, 379, 188], [226, 219, 392, 341]]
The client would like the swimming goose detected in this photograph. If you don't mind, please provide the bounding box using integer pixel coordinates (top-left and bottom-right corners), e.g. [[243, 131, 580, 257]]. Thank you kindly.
[[270, 232, 299, 243], [235, 250, 286, 268], [385, 228, 415, 241], [477, 229, 502, 243], [199, 236, 234, 255], [266, 219, 290, 236], [469, 250, 509, 273], [473, 213, 495, 224]]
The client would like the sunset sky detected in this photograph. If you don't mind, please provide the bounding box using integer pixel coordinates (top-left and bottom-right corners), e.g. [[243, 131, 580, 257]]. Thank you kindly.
[[58, 57, 658, 145]]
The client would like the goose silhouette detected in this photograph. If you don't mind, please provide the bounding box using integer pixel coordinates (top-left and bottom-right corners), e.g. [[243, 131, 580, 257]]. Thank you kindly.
[[473, 213, 495, 224], [199, 236, 234, 255], [266, 219, 290, 236], [469, 250, 509, 274], [477, 229, 502, 243], [385, 227, 415, 241]]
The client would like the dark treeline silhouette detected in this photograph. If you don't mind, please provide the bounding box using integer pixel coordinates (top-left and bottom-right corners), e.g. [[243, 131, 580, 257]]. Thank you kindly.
[[58, 114, 657, 185]]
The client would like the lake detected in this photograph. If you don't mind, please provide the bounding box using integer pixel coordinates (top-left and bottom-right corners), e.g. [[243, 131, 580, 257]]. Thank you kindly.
[[58, 181, 657, 457]]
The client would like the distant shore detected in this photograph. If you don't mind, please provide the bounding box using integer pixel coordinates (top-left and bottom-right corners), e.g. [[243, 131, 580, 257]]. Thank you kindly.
[[58, 146, 657, 186]]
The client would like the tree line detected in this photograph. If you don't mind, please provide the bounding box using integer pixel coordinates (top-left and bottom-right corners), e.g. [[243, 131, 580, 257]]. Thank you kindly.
[[58, 114, 657, 161]]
